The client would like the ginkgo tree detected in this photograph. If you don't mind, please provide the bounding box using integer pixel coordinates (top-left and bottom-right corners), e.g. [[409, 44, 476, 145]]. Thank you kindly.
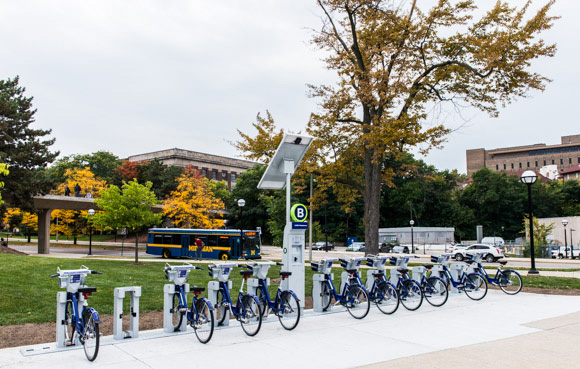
[[2, 208, 37, 241], [51, 168, 107, 243], [0, 163, 7, 206], [306, 0, 558, 254], [163, 169, 226, 229]]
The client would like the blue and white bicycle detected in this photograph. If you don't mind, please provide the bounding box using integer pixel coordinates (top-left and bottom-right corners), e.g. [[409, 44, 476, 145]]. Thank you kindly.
[[50, 266, 102, 361]]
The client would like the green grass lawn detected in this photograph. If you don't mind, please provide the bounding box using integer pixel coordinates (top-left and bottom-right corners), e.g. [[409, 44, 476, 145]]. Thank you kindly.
[[0, 254, 315, 326]]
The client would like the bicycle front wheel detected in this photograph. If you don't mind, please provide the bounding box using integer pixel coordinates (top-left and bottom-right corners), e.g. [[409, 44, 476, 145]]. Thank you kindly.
[[215, 290, 229, 326], [399, 279, 423, 311], [255, 287, 268, 317], [464, 273, 488, 301], [193, 299, 214, 344], [423, 276, 448, 307], [375, 282, 399, 315], [171, 293, 185, 331], [498, 270, 522, 295], [278, 291, 300, 330], [240, 294, 262, 336], [82, 312, 99, 362], [321, 282, 332, 311], [345, 285, 370, 319]]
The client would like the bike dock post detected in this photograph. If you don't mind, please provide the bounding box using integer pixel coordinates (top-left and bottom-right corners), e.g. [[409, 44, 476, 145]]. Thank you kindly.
[[448, 263, 464, 293], [208, 280, 232, 326], [163, 283, 189, 332], [411, 266, 426, 284], [311, 259, 336, 312], [113, 286, 141, 340], [56, 291, 80, 348]]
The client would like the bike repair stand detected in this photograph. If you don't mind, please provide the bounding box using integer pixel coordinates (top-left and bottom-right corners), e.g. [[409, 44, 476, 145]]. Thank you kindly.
[[163, 283, 189, 332], [340, 257, 364, 294], [312, 259, 336, 312], [247, 262, 271, 319], [56, 291, 83, 348], [113, 286, 141, 340], [208, 263, 236, 327]]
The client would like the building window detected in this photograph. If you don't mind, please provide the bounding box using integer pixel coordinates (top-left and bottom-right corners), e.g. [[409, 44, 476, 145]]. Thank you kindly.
[[535, 161, 538, 167], [496, 164, 499, 170], [503, 164, 506, 170], [212, 171, 217, 180], [560, 159, 563, 165], [511, 163, 514, 169], [578, 157, 580, 164], [231, 173, 236, 182], [202, 169, 207, 176], [569, 158, 572, 164], [222, 172, 227, 180], [544, 160, 546, 166], [527, 162, 530, 168], [552, 159, 555, 165]]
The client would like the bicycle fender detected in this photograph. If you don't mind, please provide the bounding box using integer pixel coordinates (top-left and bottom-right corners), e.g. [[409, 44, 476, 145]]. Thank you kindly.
[[283, 289, 301, 302], [199, 297, 214, 310], [86, 307, 101, 324]]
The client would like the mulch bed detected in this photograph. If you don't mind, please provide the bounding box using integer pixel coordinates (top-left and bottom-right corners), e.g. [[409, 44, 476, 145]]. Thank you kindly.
[[0, 245, 27, 255]]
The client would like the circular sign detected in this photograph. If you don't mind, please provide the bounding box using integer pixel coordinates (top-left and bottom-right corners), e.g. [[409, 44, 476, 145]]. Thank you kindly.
[[291, 203, 308, 222]]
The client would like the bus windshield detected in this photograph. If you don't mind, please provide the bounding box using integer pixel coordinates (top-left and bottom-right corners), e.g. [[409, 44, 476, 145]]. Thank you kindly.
[[243, 234, 261, 251]]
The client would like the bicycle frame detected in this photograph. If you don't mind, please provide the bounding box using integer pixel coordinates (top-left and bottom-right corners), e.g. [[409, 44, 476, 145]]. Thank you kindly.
[[219, 279, 252, 318], [173, 284, 214, 323], [256, 278, 299, 314], [323, 272, 361, 304]]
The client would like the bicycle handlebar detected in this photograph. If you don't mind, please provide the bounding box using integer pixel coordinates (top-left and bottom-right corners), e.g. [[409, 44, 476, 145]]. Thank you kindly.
[[50, 273, 58, 278], [276, 262, 283, 266]]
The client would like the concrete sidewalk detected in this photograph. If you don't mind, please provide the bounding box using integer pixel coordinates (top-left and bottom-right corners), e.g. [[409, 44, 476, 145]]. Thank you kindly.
[[1, 290, 579, 369]]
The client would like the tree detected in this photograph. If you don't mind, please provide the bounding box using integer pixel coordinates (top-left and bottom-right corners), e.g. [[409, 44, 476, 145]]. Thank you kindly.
[[307, 0, 557, 254], [0, 163, 8, 206], [136, 159, 184, 199], [47, 151, 122, 185], [522, 216, 554, 257], [163, 170, 225, 229], [0, 76, 59, 209], [94, 180, 161, 264], [2, 208, 37, 241], [50, 168, 108, 243]]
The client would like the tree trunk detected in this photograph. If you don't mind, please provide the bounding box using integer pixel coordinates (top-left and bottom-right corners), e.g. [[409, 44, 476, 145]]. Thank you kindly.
[[364, 152, 381, 255], [134, 230, 139, 264]]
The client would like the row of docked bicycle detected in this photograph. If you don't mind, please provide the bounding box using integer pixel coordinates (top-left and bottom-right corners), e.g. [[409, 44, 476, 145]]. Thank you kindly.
[[310, 252, 523, 320]]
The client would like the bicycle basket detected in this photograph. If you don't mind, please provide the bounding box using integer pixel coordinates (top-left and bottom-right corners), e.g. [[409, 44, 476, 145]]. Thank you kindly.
[[342, 257, 364, 270], [312, 259, 335, 274], [367, 256, 388, 269]]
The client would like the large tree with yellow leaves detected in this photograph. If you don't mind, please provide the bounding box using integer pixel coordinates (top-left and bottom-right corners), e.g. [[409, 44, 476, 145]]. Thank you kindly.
[[163, 170, 225, 229], [307, 0, 557, 254]]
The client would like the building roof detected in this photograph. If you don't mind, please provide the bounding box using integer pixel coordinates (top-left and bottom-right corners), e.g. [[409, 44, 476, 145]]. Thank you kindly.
[[560, 164, 580, 175]]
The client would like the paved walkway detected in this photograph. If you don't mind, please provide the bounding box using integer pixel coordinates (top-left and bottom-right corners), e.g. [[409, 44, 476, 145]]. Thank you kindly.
[[1, 290, 578, 369]]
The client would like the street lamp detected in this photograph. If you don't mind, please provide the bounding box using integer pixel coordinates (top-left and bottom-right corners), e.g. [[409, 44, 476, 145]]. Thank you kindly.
[[237, 199, 245, 255], [410, 219, 415, 254], [520, 170, 539, 275], [562, 219, 568, 258], [87, 209, 95, 256]]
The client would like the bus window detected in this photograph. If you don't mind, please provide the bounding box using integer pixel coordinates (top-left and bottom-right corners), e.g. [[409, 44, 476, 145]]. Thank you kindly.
[[218, 236, 229, 247], [172, 235, 181, 245], [163, 235, 173, 244], [243, 235, 261, 251], [207, 235, 218, 247], [154, 234, 163, 244]]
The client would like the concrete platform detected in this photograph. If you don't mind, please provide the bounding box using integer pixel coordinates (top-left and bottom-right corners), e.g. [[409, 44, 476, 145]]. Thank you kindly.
[[1, 290, 579, 369]]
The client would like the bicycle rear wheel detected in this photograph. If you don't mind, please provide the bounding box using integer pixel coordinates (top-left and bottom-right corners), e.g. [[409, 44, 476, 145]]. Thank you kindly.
[[82, 312, 99, 362], [345, 285, 370, 319], [255, 287, 268, 317], [399, 279, 423, 311], [464, 273, 488, 300], [498, 270, 522, 295], [240, 294, 262, 336], [278, 291, 300, 330], [171, 293, 185, 330], [423, 276, 448, 307], [215, 290, 229, 326], [375, 282, 399, 315], [193, 299, 214, 344]]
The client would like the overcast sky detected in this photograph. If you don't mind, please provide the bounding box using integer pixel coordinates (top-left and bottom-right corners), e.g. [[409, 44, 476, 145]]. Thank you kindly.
[[1, 0, 578, 174]]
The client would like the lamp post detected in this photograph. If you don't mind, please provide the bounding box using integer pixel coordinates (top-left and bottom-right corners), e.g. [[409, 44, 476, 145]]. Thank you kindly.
[[562, 219, 568, 258], [87, 209, 95, 256], [237, 199, 245, 255], [520, 171, 539, 275], [410, 219, 415, 254]]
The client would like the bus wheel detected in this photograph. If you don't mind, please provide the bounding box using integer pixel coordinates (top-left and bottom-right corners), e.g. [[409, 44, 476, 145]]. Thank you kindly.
[[220, 253, 229, 261], [162, 248, 171, 259]]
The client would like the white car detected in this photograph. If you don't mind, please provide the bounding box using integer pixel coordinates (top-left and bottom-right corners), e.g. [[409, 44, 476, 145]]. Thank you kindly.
[[551, 246, 579, 259], [452, 244, 504, 263], [347, 242, 365, 252]]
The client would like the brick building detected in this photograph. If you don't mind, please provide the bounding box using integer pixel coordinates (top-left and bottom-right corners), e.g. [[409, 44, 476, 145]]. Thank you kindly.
[[127, 148, 258, 190], [466, 134, 580, 177]]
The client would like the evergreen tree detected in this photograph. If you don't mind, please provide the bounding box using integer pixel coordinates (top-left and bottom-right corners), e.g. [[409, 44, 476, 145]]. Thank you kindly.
[[0, 76, 58, 210]]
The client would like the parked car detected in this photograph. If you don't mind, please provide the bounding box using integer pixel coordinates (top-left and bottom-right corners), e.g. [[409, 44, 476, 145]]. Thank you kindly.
[[312, 241, 334, 251], [551, 246, 579, 259], [481, 237, 505, 246], [379, 243, 407, 253], [390, 245, 410, 254], [451, 243, 504, 263], [449, 244, 468, 252], [347, 242, 365, 252]]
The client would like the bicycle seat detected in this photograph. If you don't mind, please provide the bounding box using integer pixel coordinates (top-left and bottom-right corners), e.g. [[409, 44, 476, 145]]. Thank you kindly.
[[346, 269, 358, 275], [397, 267, 409, 274], [465, 260, 475, 264], [239, 270, 253, 277], [280, 271, 292, 278], [422, 264, 433, 269], [78, 287, 97, 294], [372, 271, 384, 278], [191, 286, 205, 293], [498, 260, 508, 265]]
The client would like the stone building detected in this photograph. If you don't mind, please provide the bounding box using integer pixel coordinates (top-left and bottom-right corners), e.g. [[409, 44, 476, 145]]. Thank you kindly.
[[466, 134, 580, 177], [127, 148, 258, 190]]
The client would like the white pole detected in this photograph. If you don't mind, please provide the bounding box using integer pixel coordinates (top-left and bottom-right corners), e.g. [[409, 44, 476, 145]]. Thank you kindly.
[[286, 172, 291, 224], [309, 173, 313, 262]]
